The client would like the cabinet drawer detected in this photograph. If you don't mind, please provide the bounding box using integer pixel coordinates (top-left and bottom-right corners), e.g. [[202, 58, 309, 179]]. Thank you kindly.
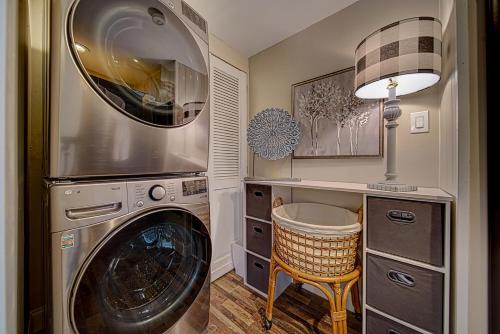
[[246, 253, 270, 294], [366, 310, 421, 334], [367, 197, 444, 266], [246, 184, 272, 221], [366, 254, 443, 334], [246, 219, 272, 258]]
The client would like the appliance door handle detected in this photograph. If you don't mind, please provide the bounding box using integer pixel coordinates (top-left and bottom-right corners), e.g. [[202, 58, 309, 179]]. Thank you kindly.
[[66, 202, 122, 220], [387, 270, 416, 287]]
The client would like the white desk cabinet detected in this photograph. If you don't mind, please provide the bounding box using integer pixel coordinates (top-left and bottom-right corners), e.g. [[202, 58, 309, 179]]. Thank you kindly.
[[242, 179, 453, 334]]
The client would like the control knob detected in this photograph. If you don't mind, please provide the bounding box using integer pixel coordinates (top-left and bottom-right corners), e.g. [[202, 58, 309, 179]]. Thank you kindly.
[[149, 185, 166, 201]]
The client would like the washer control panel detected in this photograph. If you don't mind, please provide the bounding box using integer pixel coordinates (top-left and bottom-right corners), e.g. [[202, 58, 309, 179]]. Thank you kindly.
[[182, 179, 207, 196], [127, 176, 208, 210], [149, 185, 167, 201]]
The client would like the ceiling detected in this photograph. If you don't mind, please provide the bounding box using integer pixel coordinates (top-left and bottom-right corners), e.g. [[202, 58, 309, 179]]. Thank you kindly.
[[184, 0, 360, 57]]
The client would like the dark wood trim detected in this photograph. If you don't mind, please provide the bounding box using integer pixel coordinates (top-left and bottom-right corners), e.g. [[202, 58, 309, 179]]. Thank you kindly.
[[487, 0, 500, 333]]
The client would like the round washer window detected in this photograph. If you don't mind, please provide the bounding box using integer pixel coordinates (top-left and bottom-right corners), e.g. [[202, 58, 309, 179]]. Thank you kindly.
[[69, 0, 208, 127], [71, 209, 211, 333]]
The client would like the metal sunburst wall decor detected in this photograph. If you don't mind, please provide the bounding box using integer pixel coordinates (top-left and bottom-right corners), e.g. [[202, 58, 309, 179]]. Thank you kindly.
[[247, 107, 300, 160]]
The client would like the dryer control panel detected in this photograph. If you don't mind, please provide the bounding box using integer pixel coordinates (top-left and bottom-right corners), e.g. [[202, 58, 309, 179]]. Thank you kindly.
[[127, 176, 209, 211]]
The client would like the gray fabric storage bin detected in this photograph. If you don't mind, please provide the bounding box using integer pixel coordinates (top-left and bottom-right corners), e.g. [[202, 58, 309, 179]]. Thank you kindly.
[[246, 184, 272, 221], [246, 253, 270, 294], [367, 197, 444, 266], [366, 310, 421, 334], [246, 218, 272, 258], [366, 254, 444, 334]]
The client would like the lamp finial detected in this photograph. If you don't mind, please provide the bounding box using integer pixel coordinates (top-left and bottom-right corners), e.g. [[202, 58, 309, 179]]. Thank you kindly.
[[387, 78, 398, 90]]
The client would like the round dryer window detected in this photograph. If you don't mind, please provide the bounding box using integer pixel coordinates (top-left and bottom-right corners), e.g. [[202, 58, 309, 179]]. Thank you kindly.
[[68, 0, 209, 127], [71, 209, 211, 333]]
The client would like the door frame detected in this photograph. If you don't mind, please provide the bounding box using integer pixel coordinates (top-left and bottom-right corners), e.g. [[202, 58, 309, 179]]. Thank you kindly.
[[487, 0, 500, 333], [207, 54, 248, 280], [0, 0, 21, 332]]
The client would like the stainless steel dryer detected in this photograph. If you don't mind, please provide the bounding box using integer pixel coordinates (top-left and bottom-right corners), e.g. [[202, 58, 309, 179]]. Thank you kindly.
[[48, 176, 211, 333], [48, 0, 209, 178]]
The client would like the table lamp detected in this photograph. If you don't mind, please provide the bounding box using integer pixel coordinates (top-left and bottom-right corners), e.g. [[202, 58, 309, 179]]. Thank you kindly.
[[354, 17, 442, 192]]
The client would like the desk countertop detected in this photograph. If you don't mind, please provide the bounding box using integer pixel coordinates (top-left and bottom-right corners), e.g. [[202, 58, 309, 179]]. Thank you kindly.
[[243, 179, 453, 202]]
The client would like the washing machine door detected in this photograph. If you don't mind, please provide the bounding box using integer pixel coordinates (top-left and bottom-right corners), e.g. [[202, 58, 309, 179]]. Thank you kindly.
[[71, 209, 211, 333], [69, 0, 208, 127]]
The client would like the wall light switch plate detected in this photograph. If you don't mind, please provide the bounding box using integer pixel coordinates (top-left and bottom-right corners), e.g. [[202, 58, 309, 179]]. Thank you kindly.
[[410, 110, 429, 134]]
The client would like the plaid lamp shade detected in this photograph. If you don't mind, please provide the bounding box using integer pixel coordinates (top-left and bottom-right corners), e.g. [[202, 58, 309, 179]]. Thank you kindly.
[[354, 17, 442, 99]]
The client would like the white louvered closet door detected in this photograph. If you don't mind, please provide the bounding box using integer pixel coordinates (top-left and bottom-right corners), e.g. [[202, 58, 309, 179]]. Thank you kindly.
[[208, 56, 247, 281]]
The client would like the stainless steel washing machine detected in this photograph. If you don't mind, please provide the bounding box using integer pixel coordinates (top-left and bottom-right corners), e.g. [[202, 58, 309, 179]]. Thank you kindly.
[[47, 0, 209, 178], [48, 176, 211, 333]]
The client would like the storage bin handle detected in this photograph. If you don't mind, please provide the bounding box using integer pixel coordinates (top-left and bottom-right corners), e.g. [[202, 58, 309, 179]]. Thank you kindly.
[[386, 210, 416, 224], [254, 262, 264, 270], [387, 330, 401, 334], [387, 270, 415, 287], [253, 226, 263, 234], [254, 191, 264, 197]]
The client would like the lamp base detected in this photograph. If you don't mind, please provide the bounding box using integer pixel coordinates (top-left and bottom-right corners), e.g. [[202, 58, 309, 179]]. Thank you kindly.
[[367, 181, 418, 192]]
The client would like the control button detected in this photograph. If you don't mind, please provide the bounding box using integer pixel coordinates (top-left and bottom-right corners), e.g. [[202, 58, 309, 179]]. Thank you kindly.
[[170, 196, 176, 202], [150, 185, 166, 201], [136, 201, 144, 207]]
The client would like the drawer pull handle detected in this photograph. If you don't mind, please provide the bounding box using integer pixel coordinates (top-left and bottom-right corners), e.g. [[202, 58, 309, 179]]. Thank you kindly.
[[387, 270, 415, 287], [254, 262, 264, 270], [386, 210, 416, 224], [388, 330, 401, 334], [253, 226, 263, 234], [254, 191, 264, 197]]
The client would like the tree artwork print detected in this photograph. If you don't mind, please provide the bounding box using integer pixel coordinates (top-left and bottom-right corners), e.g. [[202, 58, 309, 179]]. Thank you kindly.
[[292, 67, 382, 158]]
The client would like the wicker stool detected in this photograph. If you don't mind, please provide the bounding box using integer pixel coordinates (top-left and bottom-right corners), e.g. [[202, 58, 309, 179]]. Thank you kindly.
[[261, 202, 362, 334]]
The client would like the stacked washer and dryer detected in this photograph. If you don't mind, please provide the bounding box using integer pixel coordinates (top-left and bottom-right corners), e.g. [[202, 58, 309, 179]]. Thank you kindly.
[[44, 0, 212, 333]]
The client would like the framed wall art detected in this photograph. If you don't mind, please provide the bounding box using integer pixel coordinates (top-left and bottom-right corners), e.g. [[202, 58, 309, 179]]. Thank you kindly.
[[292, 67, 383, 159]]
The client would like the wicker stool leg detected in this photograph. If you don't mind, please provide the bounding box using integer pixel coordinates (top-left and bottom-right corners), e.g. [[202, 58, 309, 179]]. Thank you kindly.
[[289, 272, 347, 334], [328, 274, 361, 334], [330, 282, 345, 334], [351, 281, 362, 318], [262, 253, 279, 330], [326, 288, 339, 334]]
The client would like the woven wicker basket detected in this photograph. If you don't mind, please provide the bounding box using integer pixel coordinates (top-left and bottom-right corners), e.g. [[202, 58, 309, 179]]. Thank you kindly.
[[272, 203, 362, 277]]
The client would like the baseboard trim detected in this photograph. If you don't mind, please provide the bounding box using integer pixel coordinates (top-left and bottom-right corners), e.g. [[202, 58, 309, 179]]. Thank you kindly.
[[211, 253, 234, 282]]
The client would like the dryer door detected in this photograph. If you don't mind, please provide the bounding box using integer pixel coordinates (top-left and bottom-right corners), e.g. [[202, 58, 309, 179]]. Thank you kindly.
[[71, 209, 211, 333], [69, 0, 208, 127]]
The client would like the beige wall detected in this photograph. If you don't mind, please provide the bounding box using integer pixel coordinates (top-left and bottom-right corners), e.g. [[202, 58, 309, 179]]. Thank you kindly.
[[209, 33, 249, 73], [249, 0, 441, 187], [235, 0, 487, 332]]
